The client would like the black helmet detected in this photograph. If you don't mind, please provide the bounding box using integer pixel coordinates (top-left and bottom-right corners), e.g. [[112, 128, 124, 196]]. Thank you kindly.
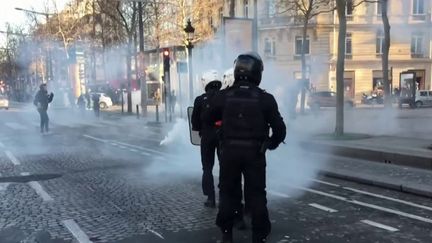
[[233, 52, 264, 86]]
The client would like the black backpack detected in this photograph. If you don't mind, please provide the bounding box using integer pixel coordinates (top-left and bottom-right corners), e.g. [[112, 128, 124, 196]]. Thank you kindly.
[[222, 85, 268, 141]]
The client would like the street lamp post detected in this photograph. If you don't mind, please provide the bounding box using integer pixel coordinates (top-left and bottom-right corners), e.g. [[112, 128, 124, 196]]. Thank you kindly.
[[184, 19, 195, 103], [15, 7, 53, 83]]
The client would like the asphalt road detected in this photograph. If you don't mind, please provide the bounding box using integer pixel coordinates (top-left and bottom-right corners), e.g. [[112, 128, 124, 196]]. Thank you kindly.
[[0, 106, 431, 243]]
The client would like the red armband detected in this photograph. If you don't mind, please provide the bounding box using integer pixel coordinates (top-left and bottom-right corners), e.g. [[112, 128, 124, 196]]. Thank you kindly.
[[215, 120, 222, 127]]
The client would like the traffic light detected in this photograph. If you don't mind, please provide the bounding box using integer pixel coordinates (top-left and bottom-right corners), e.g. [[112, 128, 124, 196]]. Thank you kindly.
[[163, 48, 170, 72]]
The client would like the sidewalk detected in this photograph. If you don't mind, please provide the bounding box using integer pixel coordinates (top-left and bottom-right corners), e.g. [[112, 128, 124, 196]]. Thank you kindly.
[[303, 135, 432, 169], [298, 134, 432, 198]]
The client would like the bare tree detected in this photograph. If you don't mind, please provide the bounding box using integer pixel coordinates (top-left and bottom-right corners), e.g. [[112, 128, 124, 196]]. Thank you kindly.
[[334, 0, 346, 136], [380, 0, 391, 107], [279, 0, 334, 114]]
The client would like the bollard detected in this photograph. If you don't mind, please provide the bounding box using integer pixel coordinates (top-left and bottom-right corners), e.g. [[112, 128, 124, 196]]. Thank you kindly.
[[156, 105, 160, 122], [136, 104, 139, 119]]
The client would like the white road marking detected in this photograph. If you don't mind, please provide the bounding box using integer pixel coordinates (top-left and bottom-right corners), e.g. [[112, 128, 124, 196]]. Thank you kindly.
[[62, 219, 93, 243], [313, 179, 432, 212], [313, 179, 341, 187], [0, 141, 4, 148], [83, 134, 106, 143], [5, 122, 27, 130], [344, 187, 432, 212], [309, 203, 338, 213], [20, 172, 54, 202], [360, 220, 399, 232], [292, 185, 432, 224], [268, 190, 290, 198], [147, 228, 164, 239], [114, 141, 166, 156], [141, 151, 151, 156], [5, 151, 20, 165]]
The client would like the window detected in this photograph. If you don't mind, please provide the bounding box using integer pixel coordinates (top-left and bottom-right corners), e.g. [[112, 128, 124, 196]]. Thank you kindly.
[[376, 31, 384, 55], [411, 34, 424, 57], [345, 33, 352, 56], [264, 38, 276, 56], [266, 0, 276, 17], [420, 91, 427, 96], [295, 36, 310, 55], [346, 0, 353, 16], [244, 0, 249, 18], [413, 0, 425, 14], [428, 91, 432, 96]]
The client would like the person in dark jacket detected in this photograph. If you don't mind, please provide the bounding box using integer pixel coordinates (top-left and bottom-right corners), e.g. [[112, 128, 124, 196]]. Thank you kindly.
[[209, 52, 286, 243], [191, 70, 222, 208], [33, 84, 54, 133], [92, 93, 100, 118]]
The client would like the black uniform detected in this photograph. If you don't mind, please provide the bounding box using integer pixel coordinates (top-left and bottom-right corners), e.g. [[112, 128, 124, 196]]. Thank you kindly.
[[191, 85, 220, 206], [92, 94, 100, 117], [209, 52, 286, 243], [34, 89, 54, 133]]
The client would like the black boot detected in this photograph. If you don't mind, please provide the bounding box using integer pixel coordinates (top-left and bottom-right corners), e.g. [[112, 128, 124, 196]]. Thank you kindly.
[[204, 196, 216, 208], [221, 229, 233, 243]]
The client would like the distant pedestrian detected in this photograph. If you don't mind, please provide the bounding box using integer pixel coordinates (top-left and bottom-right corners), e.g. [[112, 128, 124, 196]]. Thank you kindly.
[[92, 93, 100, 118], [33, 84, 54, 133], [77, 94, 86, 115], [170, 90, 176, 116]]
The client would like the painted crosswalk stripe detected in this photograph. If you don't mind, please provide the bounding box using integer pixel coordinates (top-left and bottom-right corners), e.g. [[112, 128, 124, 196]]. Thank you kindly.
[[0, 141, 4, 148], [62, 219, 92, 243], [5, 122, 27, 130], [5, 151, 20, 165], [309, 203, 338, 213], [20, 172, 53, 202], [361, 220, 399, 232]]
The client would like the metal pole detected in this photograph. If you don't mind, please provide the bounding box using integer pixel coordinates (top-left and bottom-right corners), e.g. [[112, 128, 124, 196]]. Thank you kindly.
[[138, 1, 148, 117], [252, 0, 258, 52], [188, 45, 193, 102], [178, 72, 183, 118]]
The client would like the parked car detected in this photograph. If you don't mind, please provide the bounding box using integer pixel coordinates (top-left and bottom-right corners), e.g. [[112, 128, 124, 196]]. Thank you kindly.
[[91, 92, 113, 109], [308, 91, 354, 110], [0, 94, 9, 110], [415, 90, 432, 108]]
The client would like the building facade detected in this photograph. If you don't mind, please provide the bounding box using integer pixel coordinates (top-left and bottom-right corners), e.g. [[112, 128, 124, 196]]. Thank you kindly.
[[225, 0, 432, 103]]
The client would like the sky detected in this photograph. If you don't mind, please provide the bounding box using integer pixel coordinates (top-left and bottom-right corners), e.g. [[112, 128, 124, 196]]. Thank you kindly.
[[0, 0, 69, 45]]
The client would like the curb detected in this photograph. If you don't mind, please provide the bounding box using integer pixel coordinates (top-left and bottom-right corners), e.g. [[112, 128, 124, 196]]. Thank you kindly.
[[304, 141, 432, 170], [320, 170, 432, 198]]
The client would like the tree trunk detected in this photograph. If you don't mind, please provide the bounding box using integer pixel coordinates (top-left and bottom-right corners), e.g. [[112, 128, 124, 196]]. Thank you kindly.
[[300, 15, 309, 114], [335, 0, 346, 136], [381, 0, 391, 108], [229, 0, 235, 17], [127, 34, 133, 114]]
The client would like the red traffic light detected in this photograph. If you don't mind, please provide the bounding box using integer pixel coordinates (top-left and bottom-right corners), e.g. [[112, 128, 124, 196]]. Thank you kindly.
[[163, 49, 169, 56]]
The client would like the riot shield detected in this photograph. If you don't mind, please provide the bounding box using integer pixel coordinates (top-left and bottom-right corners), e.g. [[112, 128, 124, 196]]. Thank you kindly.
[[187, 106, 201, 146]]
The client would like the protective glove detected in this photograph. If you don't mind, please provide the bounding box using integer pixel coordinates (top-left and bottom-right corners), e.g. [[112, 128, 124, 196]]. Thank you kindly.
[[267, 141, 279, 150]]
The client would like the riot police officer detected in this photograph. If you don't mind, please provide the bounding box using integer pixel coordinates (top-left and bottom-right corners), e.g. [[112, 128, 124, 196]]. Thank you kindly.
[[210, 52, 286, 243], [191, 70, 222, 208]]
